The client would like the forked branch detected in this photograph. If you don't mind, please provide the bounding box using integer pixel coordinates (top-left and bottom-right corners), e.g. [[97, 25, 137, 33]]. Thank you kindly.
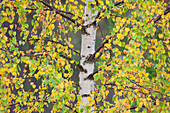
[[126, 77, 169, 97], [23, 53, 86, 73], [40, 1, 80, 26], [91, 5, 170, 62]]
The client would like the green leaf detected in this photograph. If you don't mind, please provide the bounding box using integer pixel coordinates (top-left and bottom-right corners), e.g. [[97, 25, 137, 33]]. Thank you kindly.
[[87, 5, 91, 10], [12, 37, 16, 44], [9, 30, 13, 35], [78, 12, 82, 16], [91, 10, 95, 14], [19, 41, 22, 45], [157, 93, 161, 99], [160, 87, 165, 93]]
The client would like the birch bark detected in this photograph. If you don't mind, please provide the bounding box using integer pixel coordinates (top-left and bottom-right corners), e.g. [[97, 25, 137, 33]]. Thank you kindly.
[[79, 0, 97, 112]]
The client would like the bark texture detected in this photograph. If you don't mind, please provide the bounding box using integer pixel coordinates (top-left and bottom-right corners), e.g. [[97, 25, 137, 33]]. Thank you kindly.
[[79, 0, 97, 112]]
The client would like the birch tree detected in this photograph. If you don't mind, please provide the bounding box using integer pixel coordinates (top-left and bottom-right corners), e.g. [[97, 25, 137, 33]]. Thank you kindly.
[[79, 0, 97, 111], [0, 0, 170, 113]]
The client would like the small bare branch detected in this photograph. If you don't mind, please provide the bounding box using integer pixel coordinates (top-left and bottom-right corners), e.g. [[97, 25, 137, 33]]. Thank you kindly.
[[84, 70, 99, 80], [95, 1, 124, 19], [24, 53, 86, 73], [47, 39, 80, 56], [40, 1, 80, 26], [91, 5, 170, 61], [126, 77, 168, 97], [26, 38, 80, 56]]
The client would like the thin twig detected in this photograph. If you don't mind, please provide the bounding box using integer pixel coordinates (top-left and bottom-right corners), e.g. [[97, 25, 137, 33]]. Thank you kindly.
[[91, 5, 170, 61], [24, 53, 86, 73], [126, 77, 168, 96], [26, 38, 80, 56], [46, 39, 80, 56], [25, 8, 51, 11], [25, 8, 82, 19], [40, 1, 80, 26], [95, 1, 124, 19]]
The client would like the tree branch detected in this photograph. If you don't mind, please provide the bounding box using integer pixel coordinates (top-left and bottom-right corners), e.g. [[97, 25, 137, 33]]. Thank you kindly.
[[26, 38, 80, 56], [24, 53, 86, 73], [40, 1, 80, 26], [95, 1, 124, 19], [126, 77, 168, 97], [86, 40, 109, 62], [25, 8, 51, 11], [91, 5, 170, 61], [25, 8, 82, 19], [84, 70, 99, 80], [8, 97, 78, 113], [46, 39, 80, 56]]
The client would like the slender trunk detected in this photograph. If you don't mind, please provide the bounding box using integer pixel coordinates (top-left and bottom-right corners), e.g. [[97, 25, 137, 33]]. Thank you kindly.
[[79, 0, 97, 112]]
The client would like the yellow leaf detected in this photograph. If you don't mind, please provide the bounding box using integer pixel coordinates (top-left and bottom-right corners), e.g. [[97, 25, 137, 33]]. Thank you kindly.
[[122, 18, 126, 23], [107, 15, 110, 19], [32, 85, 36, 89], [100, 55, 105, 60], [50, 24, 55, 29], [13, 51, 17, 56], [23, 101, 27, 105], [156, 99, 159, 105], [158, 34, 163, 39], [105, 43, 111, 48], [118, 91, 122, 96], [117, 33, 124, 40], [74, 1, 78, 5], [131, 18, 136, 23], [20, 84, 23, 88], [139, 102, 143, 107], [0, 106, 4, 110], [80, 5, 84, 9], [69, 44, 74, 48], [30, 82, 34, 86], [125, 28, 129, 33], [126, 4, 132, 8], [117, 33, 121, 39], [164, 40, 169, 44], [68, 37, 71, 42], [35, 74, 39, 79], [22, 3, 27, 8], [72, 6, 77, 10], [10, 24, 14, 29], [99, 0, 103, 4], [70, 60, 74, 64], [124, 0, 128, 2], [26, 31, 29, 35], [153, 27, 156, 32], [46, 46, 51, 51], [112, 18, 115, 21], [58, 73, 62, 78], [87, 97, 91, 101], [105, 90, 109, 95], [167, 45, 170, 50], [135, 108, 139, 111], [65, 65, 70, 70], [61, 61, 65, 66], [106, 0, 110, 4], [149, 49, 154, 53]]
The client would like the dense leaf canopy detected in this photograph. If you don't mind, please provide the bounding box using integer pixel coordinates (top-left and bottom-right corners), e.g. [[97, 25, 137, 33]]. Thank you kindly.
[[0, 0, 169, 112]]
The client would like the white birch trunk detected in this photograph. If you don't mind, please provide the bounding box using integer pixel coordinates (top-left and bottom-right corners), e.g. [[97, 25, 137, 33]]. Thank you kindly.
[[79, 0, 97, 112]]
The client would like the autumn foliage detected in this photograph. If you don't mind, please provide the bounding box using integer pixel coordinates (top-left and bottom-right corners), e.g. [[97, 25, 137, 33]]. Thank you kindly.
[[0, 0, 170, 112]]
